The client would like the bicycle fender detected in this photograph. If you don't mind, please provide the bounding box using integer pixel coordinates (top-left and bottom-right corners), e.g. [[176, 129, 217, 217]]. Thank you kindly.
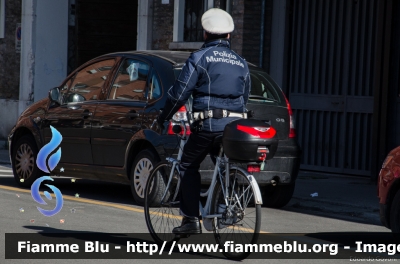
[[230, 166, 263, 205]]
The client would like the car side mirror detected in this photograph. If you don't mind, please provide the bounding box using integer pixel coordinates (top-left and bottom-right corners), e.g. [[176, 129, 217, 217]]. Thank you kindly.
[[49, 87, 60, 105]]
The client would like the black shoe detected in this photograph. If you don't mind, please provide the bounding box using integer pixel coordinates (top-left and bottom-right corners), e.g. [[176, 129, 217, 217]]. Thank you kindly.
[[172, 216, 202, 234]]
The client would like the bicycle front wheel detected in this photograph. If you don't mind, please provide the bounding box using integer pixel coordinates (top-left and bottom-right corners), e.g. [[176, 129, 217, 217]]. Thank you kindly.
[[144, 161, 182, 246], [211, 168, 261, 260]]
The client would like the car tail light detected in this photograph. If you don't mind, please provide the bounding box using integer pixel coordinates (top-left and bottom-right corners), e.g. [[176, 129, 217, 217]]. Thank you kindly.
[[237, 124, 276, 138], [247, 164, 261, 173], [167, 106, 191, 135], [283, 94, 296, 138]]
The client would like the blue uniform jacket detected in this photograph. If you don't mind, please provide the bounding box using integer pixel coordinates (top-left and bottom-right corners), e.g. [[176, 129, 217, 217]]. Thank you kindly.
[[159, 39, 251, 132]]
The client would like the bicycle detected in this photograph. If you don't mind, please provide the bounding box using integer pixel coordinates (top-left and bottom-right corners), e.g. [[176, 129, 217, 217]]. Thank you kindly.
[[144, 118, 277, 260]]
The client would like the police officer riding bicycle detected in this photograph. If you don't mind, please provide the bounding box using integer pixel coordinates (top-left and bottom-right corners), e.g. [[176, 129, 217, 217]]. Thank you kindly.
[[157, 8, 251, 235]]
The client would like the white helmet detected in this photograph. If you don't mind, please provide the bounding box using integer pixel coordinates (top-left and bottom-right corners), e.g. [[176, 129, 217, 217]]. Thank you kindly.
[[201, 8, 234, 34]]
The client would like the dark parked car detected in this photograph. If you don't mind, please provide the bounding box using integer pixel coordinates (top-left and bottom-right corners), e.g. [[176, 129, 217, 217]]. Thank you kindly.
[[378, 146, 400, 232], [8, 51, 300, 208]]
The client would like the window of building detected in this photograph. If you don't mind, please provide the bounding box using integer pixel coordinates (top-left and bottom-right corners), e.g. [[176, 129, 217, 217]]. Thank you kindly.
[[184, 1, 204, 42], [214, 0, 231, 12], [0, 0, 5, 38], [62, 59, 115, 104], [108, 59, 150, 101], [172, 0, 214, 43]]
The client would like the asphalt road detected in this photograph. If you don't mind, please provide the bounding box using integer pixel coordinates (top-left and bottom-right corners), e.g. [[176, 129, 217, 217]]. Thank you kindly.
[[0, 164, 393, 264]]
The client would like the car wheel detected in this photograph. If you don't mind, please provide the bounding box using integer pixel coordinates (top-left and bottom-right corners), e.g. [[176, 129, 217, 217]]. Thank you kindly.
[[262, 183, 296, 208], [11, 135, 43, 187], [130, 149, 160, 205], [390, 190, 400, 232]]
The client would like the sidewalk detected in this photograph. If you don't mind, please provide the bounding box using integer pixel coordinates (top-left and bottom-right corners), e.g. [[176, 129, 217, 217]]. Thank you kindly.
[[288, 171, 380, 225], [0, 140, 9, 164]]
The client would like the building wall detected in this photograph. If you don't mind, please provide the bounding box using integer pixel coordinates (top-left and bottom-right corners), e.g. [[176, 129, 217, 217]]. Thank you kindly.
[[151, 0, 174, 50], [387, 0, 400, 151], [33, 0, 68, 101], [214, 0, 246, 56], [74, 0, 138, 68], [0, 0, 21, 139], [230, 0, 244, 56], [0, 0, 21, 100], [214, 0, 273, 70], [150, 0, 249, 55], [0, 0, 68, 140], [243, 0, 272, 71], [149, 0, 272, 72]]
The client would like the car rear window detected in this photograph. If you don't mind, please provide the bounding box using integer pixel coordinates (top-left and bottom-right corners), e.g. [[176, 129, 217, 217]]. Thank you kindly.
[[248, 67, 286, 107], [173, 66, 286, 107]]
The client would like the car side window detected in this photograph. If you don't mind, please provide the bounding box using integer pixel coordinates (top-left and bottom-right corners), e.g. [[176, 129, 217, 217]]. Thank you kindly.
[[109, 59, 150, 101], [62, 59, 115, 104], [147, 70, 162, 102]]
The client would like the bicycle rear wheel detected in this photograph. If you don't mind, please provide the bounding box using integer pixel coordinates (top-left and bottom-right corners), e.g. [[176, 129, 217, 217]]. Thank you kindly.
[[211, 168, 261, 260], [144, 161, 182, 246]]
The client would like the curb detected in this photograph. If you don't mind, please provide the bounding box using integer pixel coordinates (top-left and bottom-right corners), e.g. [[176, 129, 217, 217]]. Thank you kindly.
[[0, 139, 7, 150], [0, 159, 11, 165]]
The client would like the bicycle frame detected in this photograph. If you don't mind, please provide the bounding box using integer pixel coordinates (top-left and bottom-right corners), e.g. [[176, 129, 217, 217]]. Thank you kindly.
[[163, 121, 263, 223]]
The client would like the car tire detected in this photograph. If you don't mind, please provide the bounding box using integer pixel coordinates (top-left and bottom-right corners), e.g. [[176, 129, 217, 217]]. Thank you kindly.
[[130, 149, 160, 205], [390, 190, 400, 232], [262, 183, 296, 208], [11, 134, 43, 187]]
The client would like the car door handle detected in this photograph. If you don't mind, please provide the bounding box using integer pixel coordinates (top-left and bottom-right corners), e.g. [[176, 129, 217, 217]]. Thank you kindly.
[[81, 111, 92, 118], [68, 105, 82, 110]]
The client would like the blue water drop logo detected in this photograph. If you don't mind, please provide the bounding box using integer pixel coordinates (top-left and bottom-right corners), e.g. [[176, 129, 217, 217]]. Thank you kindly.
[[36, 126, 62, 173], [31, 126, 64, 217], [31, 176, 64, 217]]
